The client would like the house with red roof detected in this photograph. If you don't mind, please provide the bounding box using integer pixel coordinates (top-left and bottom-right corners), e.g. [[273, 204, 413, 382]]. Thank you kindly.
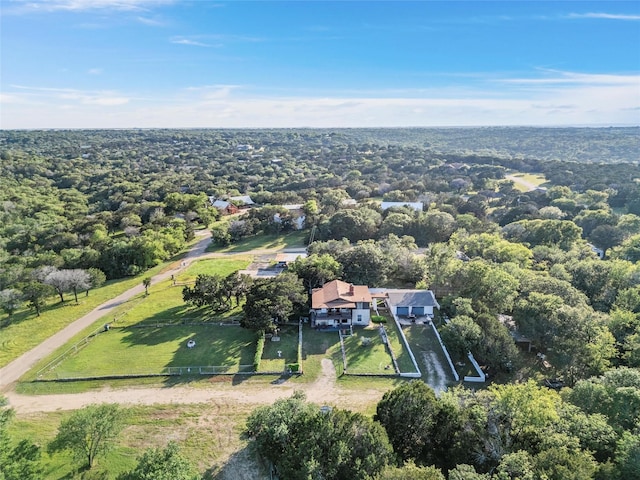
[[311, 279, 372, 328]]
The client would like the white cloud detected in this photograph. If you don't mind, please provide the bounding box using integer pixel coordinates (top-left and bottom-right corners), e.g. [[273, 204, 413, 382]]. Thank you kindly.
[[2, 71, 638, 129], [569, 12, 640, 21], [87, 68, 103, 75], [170, 37, 214, 47], [6, 0, 174, 13]]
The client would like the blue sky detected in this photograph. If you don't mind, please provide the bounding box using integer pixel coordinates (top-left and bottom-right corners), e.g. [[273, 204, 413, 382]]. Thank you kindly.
[[1, 0, 639, 128]]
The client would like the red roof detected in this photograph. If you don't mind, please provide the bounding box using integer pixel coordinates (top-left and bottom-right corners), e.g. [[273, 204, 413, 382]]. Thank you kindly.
[[311, 280, 372, 309]]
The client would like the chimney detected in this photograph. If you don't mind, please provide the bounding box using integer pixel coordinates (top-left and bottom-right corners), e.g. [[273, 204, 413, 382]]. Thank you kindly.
[[349, 284, 354, 295]]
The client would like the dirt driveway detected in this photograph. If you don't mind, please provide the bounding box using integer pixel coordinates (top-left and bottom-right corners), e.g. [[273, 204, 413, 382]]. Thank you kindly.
[[5, 359, 387, 414]]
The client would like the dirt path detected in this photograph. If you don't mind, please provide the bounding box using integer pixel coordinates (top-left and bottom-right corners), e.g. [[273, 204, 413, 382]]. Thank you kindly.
[[0, 232, 218, 392], [4, 360, 386, 414]]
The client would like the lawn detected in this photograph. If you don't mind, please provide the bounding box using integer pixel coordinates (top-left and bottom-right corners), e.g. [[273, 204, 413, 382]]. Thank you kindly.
[[38, 324, 258, 379], [0, 260, 173, 368], [342, 326, 396, 374], [380, 317, 418, 374], [178, 256, 252, 281], [22, 257, 253, 381], [207, 231, 307, 253], [298, 325, 343, 379], [260, 326, 299, 373], [8, 403, 266, 480]]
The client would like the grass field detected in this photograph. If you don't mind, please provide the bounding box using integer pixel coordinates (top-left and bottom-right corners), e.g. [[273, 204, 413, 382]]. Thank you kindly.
[[39, 324, 258, 379], [207, 231, 307, 253], [508, 172, 548, 192], [8, 402, 266, 480], [0, 260, 174, 368]]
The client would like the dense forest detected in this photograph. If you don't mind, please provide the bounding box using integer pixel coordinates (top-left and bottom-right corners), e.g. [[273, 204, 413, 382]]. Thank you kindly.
[[1, 128, 639, 479]]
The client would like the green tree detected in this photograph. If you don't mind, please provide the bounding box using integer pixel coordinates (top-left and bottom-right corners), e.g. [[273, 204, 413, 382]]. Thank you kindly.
[[182, 274, 230, 312], [0, 399, 42, 480], [86, 268, 106, 296], [440, 315, 482, 360], [247, 392, 392, 480], [338, 241, 391, 286], [289, 253, 342, 291], [376, 462, 445, 480], [375, 382, 455, 469], [48, 404, 125, 469], [142, 276, 152, 296], [242, 273, 306, 332], [21, 281, 53, 317], [116, 442, 198, 480]]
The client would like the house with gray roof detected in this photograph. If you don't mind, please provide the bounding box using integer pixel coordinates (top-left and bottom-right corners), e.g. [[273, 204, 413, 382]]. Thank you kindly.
[[384, 289, 440, 317]]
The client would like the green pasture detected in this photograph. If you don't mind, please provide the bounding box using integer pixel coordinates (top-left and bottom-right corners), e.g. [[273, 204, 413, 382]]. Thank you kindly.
[[260, 326, 299, 372], [177, 256, 252, 281], [39, 324, 258, 379], [207, 231, 307, 253]]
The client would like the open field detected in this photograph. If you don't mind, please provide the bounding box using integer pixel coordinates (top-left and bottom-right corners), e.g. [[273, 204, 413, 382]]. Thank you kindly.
[[38, 324, 258, 379], [343, 326, 396, 374], [8, 402, 266, 480], [506, 172, 548, 192], [0, 261, 173, 368], [207, 231, 307, 253]]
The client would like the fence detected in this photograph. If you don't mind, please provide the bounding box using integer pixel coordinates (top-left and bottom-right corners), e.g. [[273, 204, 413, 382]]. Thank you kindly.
[[36, 364, 257, 382], [429, 318, 460, 382], [388, 310, 422, 378], [378, 325, 400, 374], [440, 316, 485, 383]]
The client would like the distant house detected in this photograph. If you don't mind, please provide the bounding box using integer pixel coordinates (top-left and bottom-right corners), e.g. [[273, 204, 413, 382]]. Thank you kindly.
[[380, 201, 424, 212], [341, 198, 358, 208], [229, 195, 255, 208], [274, 204, 306, 229], [210, 199, 239, 215], [236, 144, 253, 151], [311, 280, 372, 327], [384, 289, 440, 317], [588, 243, 605, 259]]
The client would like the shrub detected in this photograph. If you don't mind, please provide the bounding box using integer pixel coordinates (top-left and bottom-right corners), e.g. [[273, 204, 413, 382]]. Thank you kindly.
[[372, 315, 387, 324], [254, 332, 265, 371]]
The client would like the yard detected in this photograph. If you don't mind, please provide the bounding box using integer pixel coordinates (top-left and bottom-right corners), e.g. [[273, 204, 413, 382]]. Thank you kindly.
[[206, 231, 307, 253], [259, 326, 299, 373], [37, 324, 258, 379], [342, 326, 397, 374]]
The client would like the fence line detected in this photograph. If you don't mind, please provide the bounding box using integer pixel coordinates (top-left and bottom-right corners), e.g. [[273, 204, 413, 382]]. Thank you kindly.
[[338, 330, 348, 374], [379, 325, 400, 374], [431, 317, 460, 382], [388, 308, 422, 378]]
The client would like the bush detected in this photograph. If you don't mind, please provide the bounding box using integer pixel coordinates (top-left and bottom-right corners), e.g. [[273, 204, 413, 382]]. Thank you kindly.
[[287, 363, 300, 373], [254, 332, 265, 371], [372, 315, 387, 324]]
